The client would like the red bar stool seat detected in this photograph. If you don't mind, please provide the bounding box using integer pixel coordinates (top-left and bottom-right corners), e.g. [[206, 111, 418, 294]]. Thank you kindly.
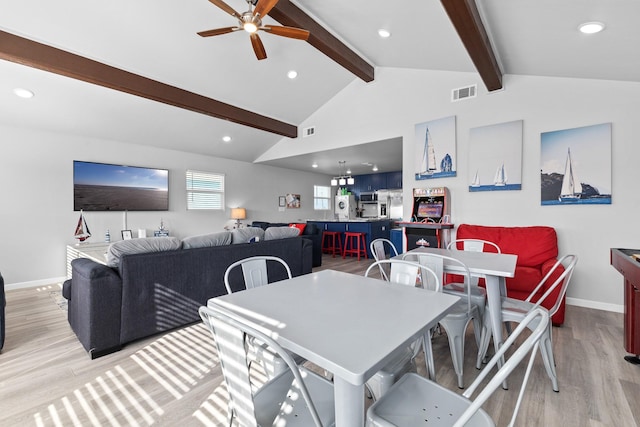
[[322, 231, 342, 258], [343, 232, 368, 261]]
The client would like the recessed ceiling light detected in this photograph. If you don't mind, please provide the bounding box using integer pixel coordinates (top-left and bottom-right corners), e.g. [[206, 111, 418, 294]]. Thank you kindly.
[[13, 88, 34, 99], [287, 70, 298, 79], [312, 162, 318, 168], [222, 135, 232, 143], [346, 168, 351, 174], [372, 165, 379, 172], [378, 29, 391, 38], [578, 21, 605, 34]]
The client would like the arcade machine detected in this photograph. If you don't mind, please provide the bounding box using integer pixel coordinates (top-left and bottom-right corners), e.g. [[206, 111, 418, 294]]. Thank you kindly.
[[397, 187, 453, 250]]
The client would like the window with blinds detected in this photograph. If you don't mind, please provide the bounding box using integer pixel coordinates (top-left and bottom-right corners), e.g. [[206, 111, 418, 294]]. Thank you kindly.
[[186, 170, 225, 210], [314, 185, 331, 210]]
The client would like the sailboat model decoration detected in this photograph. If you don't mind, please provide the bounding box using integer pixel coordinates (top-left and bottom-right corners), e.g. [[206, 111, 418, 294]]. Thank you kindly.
[[74, 210, 91, 243], [558, 148, 582, 202]]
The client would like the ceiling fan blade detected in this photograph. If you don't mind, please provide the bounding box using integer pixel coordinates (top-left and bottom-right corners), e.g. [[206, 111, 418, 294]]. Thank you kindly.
[[207, 0, 242, 19], [197, 26, 238, 37], [250, 33, 267, 60], [253, 0, 279, 18], [262, 25, 310, 40]]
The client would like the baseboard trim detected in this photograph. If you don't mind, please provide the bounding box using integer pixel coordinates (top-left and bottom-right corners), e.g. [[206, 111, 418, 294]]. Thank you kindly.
[[5, 276, 67, 291], [566, 297, 624, 314]]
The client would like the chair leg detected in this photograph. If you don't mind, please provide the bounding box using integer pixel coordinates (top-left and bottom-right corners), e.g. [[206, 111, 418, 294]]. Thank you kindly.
[[476, 314, 492, 370], [538, 323, 559, 392], [440, 317, 472, 389], [422, 330, 436, 381]]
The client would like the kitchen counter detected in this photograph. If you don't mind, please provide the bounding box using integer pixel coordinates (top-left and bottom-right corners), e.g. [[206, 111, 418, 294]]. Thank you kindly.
[[307, 219, 392, 258]]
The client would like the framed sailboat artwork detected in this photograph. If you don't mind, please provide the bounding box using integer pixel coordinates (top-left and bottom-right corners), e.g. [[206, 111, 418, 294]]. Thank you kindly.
[[468, 120, 523, 192], [540, 123, 611, 205], [414, 115, 457, 180]]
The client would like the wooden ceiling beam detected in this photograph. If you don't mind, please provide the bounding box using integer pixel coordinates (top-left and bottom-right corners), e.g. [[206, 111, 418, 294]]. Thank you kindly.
[[441, 0, 503, 91], [269, 0, 375, 82], [0, 30, 298, 138]]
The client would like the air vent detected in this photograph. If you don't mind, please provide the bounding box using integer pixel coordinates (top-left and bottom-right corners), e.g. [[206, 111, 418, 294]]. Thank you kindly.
[[452, 84, 477, 102], [302, 126, 316, 138]]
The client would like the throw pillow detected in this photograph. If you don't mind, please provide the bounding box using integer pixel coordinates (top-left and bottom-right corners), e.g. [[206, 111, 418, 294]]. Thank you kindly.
[[289, 223, 306, 234], [265, 226, 300, 240], [182, 231, 232, 249], [231, 227, 265, 244], [106, 237, 182, 268]]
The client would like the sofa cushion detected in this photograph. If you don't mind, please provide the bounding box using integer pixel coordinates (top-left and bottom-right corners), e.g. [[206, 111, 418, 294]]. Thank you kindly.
[[231, 227, 265, 244], [265, 226, 300, 240], [289, 223, 306, 234], [182, 231, 232, 249], [456, 224, 558, 267], [303, 223, 319, 236], [106, 237, 182, 267]]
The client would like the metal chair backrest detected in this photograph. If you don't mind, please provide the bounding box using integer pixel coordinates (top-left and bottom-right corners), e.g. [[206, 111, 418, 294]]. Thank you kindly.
[[403, 252, 472, 312], [456, 307, 549, 427], [447, 238, 501, 253], [224, 256, 292, 294], [370, 238, 399, 281], [525, 254, 578, 317], [199, 305, 326, 427], [365, 259, 441, 292]]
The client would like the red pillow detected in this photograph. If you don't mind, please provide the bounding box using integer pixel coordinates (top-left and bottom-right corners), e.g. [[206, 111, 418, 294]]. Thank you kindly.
[[289, 223, 306, 235]]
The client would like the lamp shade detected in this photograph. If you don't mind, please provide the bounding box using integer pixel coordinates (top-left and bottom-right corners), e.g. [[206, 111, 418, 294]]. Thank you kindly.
[[230, 208, 246, 220]]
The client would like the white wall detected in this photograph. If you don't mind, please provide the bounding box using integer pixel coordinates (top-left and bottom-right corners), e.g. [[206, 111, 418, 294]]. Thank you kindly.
[[0, 124, 329, 287], [262, 68, 640, 311]]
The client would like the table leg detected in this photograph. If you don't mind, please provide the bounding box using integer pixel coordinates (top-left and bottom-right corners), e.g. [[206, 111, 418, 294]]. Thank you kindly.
[[334, 377, 364, 427], [485, 275, 508, 388]]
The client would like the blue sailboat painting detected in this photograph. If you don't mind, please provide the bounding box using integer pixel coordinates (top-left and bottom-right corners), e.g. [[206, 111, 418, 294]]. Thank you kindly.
[[415, 116, 456, 180]]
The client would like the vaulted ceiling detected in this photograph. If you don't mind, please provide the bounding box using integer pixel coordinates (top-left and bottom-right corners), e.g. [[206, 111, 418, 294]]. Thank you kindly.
[[0, 0, 637, 177]]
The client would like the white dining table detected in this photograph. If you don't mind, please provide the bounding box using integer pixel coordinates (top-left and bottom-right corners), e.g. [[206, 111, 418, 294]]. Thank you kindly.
[[402, 247, 518, 364], [207, 269, 459, 427]]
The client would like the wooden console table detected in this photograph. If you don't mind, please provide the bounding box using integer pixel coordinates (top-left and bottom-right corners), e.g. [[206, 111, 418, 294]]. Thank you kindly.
[[611, 248, 640, 364]]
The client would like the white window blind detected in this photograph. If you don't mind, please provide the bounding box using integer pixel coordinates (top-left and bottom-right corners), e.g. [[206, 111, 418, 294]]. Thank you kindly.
[[186, 170, 225, 210], [314, 185, 331, 210]]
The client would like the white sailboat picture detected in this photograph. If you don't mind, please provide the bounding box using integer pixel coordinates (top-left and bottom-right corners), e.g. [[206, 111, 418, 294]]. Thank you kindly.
[[418, 127, 437, 176], [471, 170, 480, 187], [415, 115, 457, 180], [493, 163, 507, 186], [558, 148, 582, 202]]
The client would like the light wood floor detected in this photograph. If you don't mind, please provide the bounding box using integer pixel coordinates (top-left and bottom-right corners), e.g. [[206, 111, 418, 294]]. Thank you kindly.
[[1, 254, 639, 426]]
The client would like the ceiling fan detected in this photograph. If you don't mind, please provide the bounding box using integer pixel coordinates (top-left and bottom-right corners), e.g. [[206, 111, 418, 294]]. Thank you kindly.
[[198, 0, 310, 60]]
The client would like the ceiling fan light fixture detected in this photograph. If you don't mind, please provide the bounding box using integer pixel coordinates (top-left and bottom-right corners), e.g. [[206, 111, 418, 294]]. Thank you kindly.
[[243, 22, 258, 33], [578, 21, 605, 34]]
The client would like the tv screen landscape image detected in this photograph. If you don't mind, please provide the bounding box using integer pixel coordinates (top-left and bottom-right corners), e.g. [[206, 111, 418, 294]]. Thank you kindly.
[[74, 161, 169, 211]]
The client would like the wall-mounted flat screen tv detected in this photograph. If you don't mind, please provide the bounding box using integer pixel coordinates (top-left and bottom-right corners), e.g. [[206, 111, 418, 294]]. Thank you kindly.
[[74, 160, 169, 211]]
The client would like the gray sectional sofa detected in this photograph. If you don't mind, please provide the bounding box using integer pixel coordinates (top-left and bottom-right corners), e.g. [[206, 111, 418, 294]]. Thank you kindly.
[[64, 233, 312, 358]]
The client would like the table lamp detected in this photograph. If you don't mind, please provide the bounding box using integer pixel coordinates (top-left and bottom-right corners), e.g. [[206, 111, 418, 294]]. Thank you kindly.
[[230, 207, 246, 229]]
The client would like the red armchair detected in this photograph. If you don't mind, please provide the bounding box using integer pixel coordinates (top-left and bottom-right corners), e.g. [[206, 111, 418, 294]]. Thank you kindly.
[[455, 224, 566, 325]]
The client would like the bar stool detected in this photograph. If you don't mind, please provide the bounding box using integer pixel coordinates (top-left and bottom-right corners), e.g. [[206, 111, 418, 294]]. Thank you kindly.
[[321, 231, 342, 258], [343, 232, 368, 261]]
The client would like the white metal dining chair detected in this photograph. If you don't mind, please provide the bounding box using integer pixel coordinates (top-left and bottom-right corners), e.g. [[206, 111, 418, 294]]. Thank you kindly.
[[224, 255, 298, 379], [445, 238, 502, 322], [403, 252, 482, 388], [370, 238, 399, 281], [366, 307, 550, 427], [364, 259, 442, 400], [199, 305, 336, 427], [476, 254, 578, 392]]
